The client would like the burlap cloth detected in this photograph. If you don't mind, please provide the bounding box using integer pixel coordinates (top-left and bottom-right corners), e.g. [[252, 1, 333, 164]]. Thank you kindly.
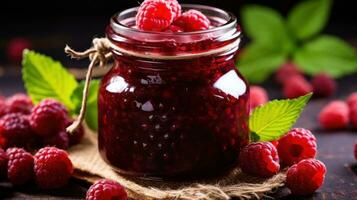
[[69, 128, 286, 200]]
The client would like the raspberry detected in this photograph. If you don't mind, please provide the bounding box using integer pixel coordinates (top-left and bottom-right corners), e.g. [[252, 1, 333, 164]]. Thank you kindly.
[[0, 148, 8, 179], [318, 101, 349, 130], [286, 159, 326, 195], [275, 62, 303, 84], [43, 131, 69, 150], [6, 148, 34, 185], [350, 105, 357, 128], [165, 25, 184, 32], [239, 142, 280, 177], [0, 113, 32, 148], [34, 147, 73, 189], [6, 38, 32, 62], [174, 9, 211, 31], [283, 75, 313, 99], [136, 0, 174, 31], [277, 128, 317, 166], [65, 120, 84, 146], [347, 92, 357, 108], [250, 86, 268, 110], [166, 0, 181, 20], [30, 99, 68, 137], [312, 73, 336, 98], [0, 98, 9, 117], [6, 93, 34, 115], [86, 179, 127, 200], [270, 140, 279, 148]]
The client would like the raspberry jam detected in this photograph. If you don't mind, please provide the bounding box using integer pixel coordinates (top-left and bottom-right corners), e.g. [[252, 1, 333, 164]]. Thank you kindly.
[[98, 5, 249, 178]]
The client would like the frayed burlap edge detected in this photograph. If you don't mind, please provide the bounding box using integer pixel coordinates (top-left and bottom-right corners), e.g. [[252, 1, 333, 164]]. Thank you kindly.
[[69, 128, 286, 200]]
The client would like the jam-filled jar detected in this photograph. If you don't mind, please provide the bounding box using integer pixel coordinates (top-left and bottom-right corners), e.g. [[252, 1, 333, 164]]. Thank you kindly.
[[98, 4, 249, 178]]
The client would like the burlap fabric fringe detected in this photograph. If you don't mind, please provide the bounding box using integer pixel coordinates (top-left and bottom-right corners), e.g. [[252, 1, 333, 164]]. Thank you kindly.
[[65, 38, 286, 199]]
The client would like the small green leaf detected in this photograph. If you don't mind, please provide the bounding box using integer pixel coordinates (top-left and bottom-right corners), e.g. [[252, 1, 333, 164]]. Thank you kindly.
[[287, 0, 332, 40], [71, 80, 100, 131], [249, 93, 312, 141], [22, 50, 78, 111], [237, 43, 288, 83], [241, 5, 295, 52], [293, 35, 357, 77]]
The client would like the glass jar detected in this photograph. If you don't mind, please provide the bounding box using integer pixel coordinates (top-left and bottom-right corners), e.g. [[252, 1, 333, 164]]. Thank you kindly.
[[99, 4, 249, 178]]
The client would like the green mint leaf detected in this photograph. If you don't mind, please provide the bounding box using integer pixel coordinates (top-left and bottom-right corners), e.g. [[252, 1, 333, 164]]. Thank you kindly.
[[22, 50, 78, 111], [249, 93, 312, 141], [237, 43, 288, 83], [71, 79, 100, 131], [287, 0, 332, 40], [293, 35, 357, 77], [241, 5, 295, 52]]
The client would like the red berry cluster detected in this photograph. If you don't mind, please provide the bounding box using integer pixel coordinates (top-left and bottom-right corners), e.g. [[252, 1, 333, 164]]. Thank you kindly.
[[136, 0, 210, 32], [319, 92, 357, 130], [0, 94, 84, 150], [239, 128, 326, 195], [275, 62, 336, 99], [0, 146, 73, 189]]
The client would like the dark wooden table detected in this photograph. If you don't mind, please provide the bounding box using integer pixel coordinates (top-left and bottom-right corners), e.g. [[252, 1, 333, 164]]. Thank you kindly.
[[0, 73, 357, 200]]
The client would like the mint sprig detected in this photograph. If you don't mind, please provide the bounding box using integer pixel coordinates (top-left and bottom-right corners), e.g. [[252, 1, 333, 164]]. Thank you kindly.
[[249, 93, 312, 141]]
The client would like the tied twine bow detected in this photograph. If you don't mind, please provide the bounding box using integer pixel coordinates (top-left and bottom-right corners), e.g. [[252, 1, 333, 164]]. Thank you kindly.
[[65, 38, 113, 133]]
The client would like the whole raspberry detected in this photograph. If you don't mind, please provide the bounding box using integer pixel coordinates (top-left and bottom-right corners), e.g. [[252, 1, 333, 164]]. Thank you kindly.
[[250, 86, 268, 110], [286, 159, 326, 195], [174, 9, 211, 31], [275, 62, 303, 84], [6, 93, 34, 115], [347, 92, 357, 108], [283, 75, 313, 99], [318, 101, 349, 130], [277, 128, 317, 166], [65, 120, 84, 146], [6, 38, 32, 62], [136, 0, 174, 31], [30, 99, 68, 137], [166, 0, 181, 20], [0, 148, 8, 179], [239, 142, 280, 177], [312, 73, 336, 98], [86, 179, 128, 200], [6, 148, 34, 185], [165, 25, 184, 32], [43, 131, 69, 150], [34, 147, 73, 189], [0, 113, 32, 148]]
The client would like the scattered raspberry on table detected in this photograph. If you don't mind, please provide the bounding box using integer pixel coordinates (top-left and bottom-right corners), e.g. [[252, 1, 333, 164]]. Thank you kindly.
[[249, 86, 268, 110], [6, 148, 34, 185], [283, 75, 312, 99], [275, 62, 302, 84], [86, 179, 128, 200], [312, 73, 336, 98], [318, 101, 350, 130]]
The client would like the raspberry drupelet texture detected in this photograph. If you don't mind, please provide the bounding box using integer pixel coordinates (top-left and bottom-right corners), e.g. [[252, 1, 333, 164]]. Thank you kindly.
[[166, 0, 181, 20], [312, 73, 336, 98], [136, 0, 174, 31], [0, 113, 33, 148], [174, 9, 211, 31], [43, 131, 69, 150], [34, 147, 73, 189], [6, 93, 34, 115], [283, 75, 313, 99], [0, 148, 8, 179], [347, 92, 357, 108], [86, 179, 128, 200], [249, 86, 268, 110], [318, 101, 350, 130], [277, 128, 317, 166], [275, 62, 302, 84], [286, 159, 326, 195], [6, 148, 34, 185], [30, 99, 68, 137], [238, 142, 280, 177]]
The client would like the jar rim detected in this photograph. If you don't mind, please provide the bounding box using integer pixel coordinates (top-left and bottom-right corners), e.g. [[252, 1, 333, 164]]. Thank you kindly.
[[110, 4, 238, 37]]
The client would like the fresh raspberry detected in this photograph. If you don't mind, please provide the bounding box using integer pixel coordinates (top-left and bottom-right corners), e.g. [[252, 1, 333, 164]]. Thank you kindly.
[[0, 98, 9, 117], [277, 128, 317, 166], [174, 9, 211, 31], [355, 140, 357, 159], [43, 131, 69, 150], [86, 179, 128, 200], [275, 62, 303, 84], [318, 101, 349, 130], [286, 159, 326, 195], [136, 0, 174, 31], [34, 147, 73, 189], [250, 86, 268, 110], [165, 25, 184, 32], [6, 148, 34, 185], [270, 140, 279, 148], [6, 93, 34, 115], [350, 105, 357, 128], [166, 0, 181, 20], [239, 142, 280, 177], [347, 92, 357, 108], [312, 73, 336, 98], [0, 113, 32, 148], [30, 99, 68, 137], [6, 38, 32, 62], [0, 148, 8, 179], [65, 120, 84, 146], [283, 75, 313, 99]]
